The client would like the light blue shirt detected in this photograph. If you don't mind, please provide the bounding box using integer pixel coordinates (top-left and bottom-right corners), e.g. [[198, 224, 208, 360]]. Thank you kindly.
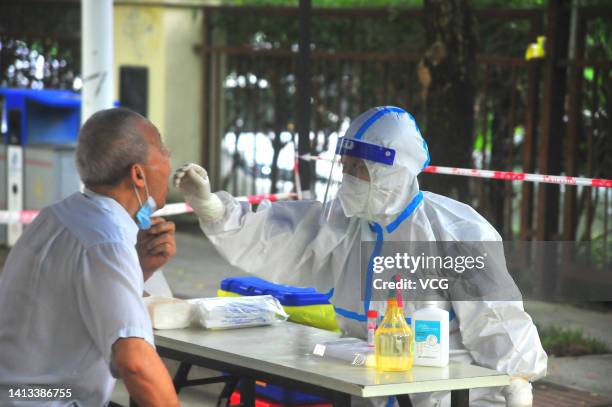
[[0, 189, 154, 407]]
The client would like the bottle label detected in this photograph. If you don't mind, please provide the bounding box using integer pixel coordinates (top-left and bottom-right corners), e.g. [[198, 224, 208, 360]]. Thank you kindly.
[[415, 320, 440, 359]]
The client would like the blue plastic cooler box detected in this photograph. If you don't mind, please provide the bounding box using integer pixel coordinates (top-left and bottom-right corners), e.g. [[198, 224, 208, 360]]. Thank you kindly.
[[220, 276, 330, 306], [221, 276, 331, 405]]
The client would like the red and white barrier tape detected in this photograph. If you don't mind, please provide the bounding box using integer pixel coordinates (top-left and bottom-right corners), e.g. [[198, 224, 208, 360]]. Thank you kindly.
[[299, 154, 334, 162], [153, 192, 295, 217], [3, 158, 609, 225], [0, 192, 296, 225], [423, 166, 612, 189], [0, 210, 39, 225], [298, 154, 612, 189]]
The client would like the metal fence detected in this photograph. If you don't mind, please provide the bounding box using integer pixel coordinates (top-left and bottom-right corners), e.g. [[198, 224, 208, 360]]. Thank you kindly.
[[200, 4, 610, 249], [0, 1, 609, 293]]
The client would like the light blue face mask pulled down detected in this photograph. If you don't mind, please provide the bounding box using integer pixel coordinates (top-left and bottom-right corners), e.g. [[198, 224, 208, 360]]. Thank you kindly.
[[134, 181, 157, 230]]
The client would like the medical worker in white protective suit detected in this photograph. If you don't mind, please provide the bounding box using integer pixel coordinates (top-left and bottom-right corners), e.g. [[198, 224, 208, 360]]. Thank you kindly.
[[175, 106, 547, 407]]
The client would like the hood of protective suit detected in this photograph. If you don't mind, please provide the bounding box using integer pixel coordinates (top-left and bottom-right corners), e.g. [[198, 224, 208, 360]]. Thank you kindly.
[[339, 106, 430, 225]]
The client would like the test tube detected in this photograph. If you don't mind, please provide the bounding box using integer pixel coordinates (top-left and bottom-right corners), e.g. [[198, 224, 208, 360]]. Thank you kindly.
[[367, 310, 378, 347]]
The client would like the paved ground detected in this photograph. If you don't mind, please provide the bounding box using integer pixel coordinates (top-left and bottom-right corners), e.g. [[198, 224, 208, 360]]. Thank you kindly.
[[111, 361, 223, 406], [524, 301, 612, 403], [525, 301, 612, 350], [533, 381, 612, 407], [543, 354, 612, 400]]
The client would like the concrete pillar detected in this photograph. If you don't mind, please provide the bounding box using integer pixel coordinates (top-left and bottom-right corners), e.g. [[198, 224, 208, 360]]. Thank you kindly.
[[81, 0, 114, 124]]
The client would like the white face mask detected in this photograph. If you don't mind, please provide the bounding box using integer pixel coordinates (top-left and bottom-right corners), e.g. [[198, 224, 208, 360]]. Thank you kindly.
[[338, 173, 370, 218], [365, 164, 409, 221]]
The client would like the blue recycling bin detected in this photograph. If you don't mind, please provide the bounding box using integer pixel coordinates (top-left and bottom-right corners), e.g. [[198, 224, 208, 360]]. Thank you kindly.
[[0, 88, 81, 146], [0, 89, 83, 245]]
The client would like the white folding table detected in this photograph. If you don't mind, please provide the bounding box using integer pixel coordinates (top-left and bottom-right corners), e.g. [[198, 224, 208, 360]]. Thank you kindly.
[[153, 322, 510, 407]]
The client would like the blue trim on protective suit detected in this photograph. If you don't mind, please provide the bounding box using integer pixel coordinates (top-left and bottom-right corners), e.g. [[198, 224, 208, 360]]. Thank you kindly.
[[331, 107, 434, 324], [334, 308, 450, 323], [405, 111, 430, 172], [407, 112, 421, 133], [386, 396, 396, 407], [334, 306, 366, 322], [331, 222, 383, 323], [333, 196, 421, 323], [385, 191, 424, 234], [353, 107, 407, 140], [364, 222, 384, 316], [353, 107, 430, 173], [421, 137, 431, 171]]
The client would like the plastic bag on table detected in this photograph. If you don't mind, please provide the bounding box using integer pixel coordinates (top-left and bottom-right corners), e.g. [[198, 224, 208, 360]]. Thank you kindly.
[[144, 296, 194, 330], [218, 288, 341, 332], [312, 338, 375, 367], [188, 295, 289, 329]]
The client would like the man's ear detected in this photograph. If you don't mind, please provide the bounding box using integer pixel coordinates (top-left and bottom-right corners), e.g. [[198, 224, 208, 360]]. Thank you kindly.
[[130, 164, 146, 188]]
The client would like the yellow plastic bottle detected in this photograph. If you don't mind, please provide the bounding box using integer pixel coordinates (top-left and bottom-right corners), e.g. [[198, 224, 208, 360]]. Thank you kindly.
[[374, 296, 414, 371]]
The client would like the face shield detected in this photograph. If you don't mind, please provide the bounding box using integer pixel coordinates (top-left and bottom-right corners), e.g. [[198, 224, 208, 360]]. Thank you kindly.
[[321, 137, 395, 224]]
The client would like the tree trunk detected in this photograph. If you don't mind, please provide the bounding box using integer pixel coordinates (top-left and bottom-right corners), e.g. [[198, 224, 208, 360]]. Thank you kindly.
[[419, 0, 477, 202], [296, 0, 313, 192], [488, 71, 512, 236]]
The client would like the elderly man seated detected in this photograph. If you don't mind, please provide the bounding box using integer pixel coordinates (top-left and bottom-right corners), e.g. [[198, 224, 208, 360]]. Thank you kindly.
[[0, 108, 180, 407]]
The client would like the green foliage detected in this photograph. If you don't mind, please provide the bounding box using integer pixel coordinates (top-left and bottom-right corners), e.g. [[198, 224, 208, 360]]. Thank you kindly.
[[215, 8, 425, 53], [0, 2, 80, 90], [537, 325, 610, 357], [0, 38, 78, 90], [229, 0, 423, 6], [227, 0, 548, 7]]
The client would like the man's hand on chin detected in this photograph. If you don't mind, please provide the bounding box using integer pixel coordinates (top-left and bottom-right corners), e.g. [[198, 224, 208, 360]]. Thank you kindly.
[[136, 217, 176, 281]]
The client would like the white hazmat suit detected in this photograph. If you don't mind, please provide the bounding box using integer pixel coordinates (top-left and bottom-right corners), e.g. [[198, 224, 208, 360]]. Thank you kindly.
[[175, 106, 547, 407]]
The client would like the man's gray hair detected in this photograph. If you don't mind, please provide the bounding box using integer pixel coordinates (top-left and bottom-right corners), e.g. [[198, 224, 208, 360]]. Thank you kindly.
[[76, 108, 149, 186]]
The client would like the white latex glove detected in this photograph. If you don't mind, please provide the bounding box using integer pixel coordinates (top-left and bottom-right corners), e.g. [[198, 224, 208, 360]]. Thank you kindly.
[[504, 377, 533, 407], [173, 163, 225, 224]]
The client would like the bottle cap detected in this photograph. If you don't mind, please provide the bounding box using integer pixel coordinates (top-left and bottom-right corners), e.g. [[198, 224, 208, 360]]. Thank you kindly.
[[367, 310, 378, 318]]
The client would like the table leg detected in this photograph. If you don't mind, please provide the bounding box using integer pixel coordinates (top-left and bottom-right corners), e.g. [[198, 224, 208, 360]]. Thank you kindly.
[[173, 362, 192, 394], [396, 394, 414, 407], [217, 376, 239, 407], [240, 378, 256, 407], [450, 389, 469, 407], [330, 392, 351, 407]]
